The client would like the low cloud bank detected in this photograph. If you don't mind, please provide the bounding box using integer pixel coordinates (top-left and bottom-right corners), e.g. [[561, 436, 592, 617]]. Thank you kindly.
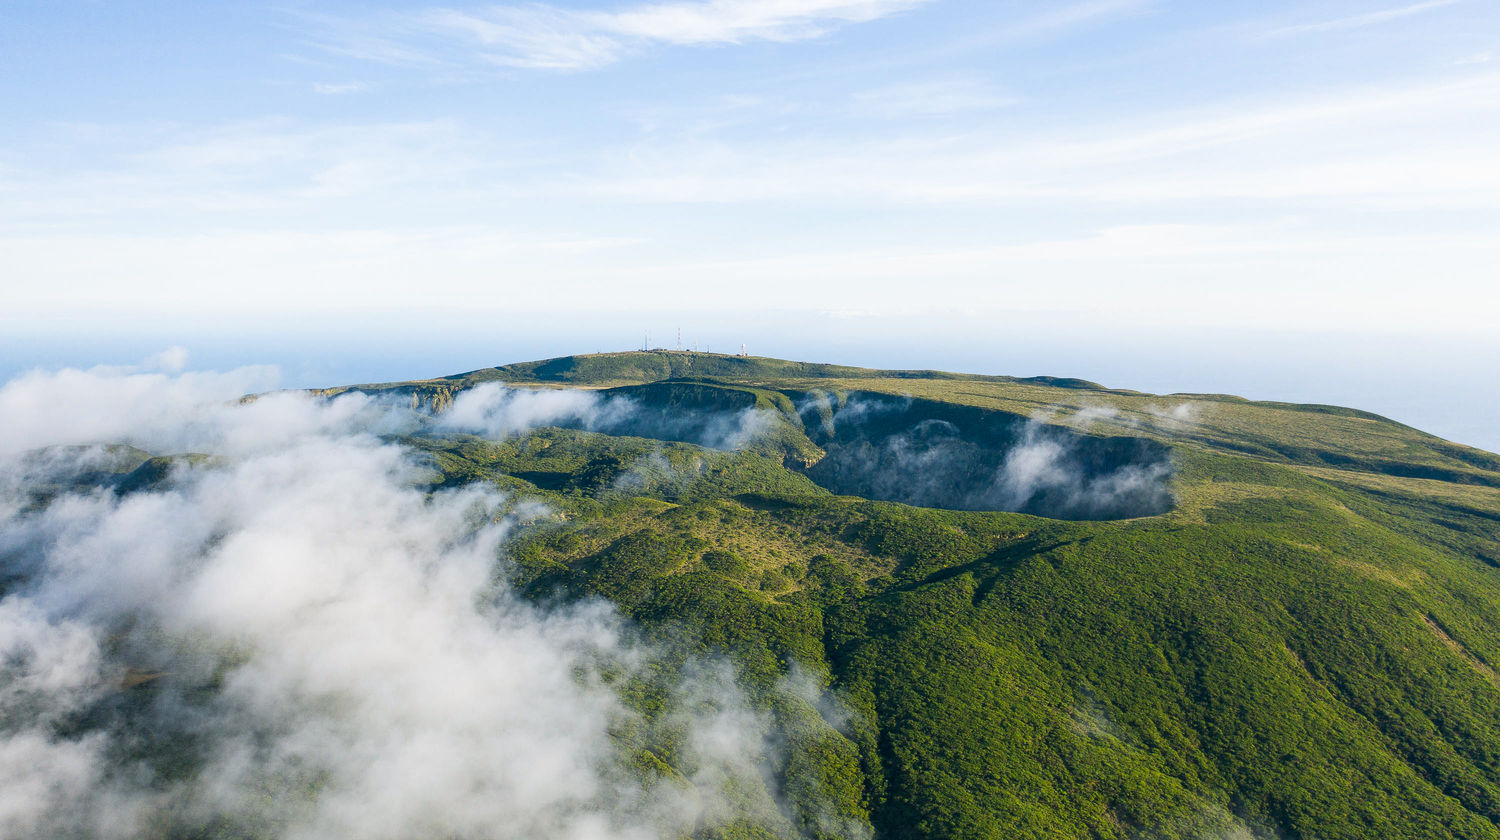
[[434, 381, 779, 453], [802, 394, 1174, 520], [437, 381, 635, 438], [995, 419, 1172, 519], [1063, 401, 1203, 433], [0, 365, 857, 839]]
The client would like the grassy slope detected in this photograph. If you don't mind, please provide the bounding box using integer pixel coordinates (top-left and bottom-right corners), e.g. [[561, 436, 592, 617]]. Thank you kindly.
[[352, 350, 1498, 484], [372, 353, 1500, 838]]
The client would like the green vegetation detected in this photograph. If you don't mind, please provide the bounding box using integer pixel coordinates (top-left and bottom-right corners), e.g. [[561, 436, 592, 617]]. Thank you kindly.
[[343, 349, 1497, 482], [180, 353, 1500, 836]]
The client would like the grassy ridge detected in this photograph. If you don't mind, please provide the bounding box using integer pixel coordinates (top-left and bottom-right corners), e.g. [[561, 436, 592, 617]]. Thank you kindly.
[[271, 352, 1500, 837], [348, 351, 1496, 484]]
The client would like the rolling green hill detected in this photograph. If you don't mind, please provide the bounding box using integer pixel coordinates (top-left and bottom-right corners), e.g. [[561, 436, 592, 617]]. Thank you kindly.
[[68, 351, 1500, 839], [337, 349, 1499, 485], [325, 351, 1500, 839]]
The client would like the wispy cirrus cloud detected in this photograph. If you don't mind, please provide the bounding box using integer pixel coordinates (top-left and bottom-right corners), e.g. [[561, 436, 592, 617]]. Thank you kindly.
[[850, 78, 1017, 118], [312, 81, 369, 95], [0, 119, 489, 225], [997, 0, 1156, 40], [312, 0, 932, 72], [569, 71, 1500, 207], [9, 69, 1498, 230], [1261, 0, 1460, 37]]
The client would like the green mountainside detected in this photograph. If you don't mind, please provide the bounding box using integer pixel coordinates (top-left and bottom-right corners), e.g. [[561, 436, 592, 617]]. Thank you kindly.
[[337, 350, 1499, 485], [320, 351, 1500, 839], [89, 351, 1500, 838]]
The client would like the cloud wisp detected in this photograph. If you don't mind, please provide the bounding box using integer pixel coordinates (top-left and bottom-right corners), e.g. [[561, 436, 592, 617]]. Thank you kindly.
[[989, 0, 1157, 41], [800, 395, 1175, 520], [571, 70, 1500, 207], [316, 0, 932, 71], [435, 381, 783, 453], [1261, 0, 1460, 38], [437, 381, 637, 437], [850, 79, 1017, 119], [0, 365, 859, 839]]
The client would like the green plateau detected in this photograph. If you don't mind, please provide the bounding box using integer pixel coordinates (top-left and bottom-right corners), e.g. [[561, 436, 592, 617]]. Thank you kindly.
[[118, 351, 1500, 838]]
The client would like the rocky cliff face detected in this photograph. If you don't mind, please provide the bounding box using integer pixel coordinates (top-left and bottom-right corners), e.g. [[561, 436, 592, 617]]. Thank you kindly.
[[408, 385, 455, 413]]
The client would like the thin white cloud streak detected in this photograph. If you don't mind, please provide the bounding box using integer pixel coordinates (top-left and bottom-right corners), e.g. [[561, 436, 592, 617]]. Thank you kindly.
[[311, 81, 369, 94], [318, 0, 933, 71], [6, 71, 1496, 227], [575, 72, 1500, 206], [0, 119, 488, 223], [133, 118, 480, 202], [850, 79, 1018, 118], [4, 222, 1496, 332], [1262, 0, 1460, 37], [0, 228, 649, 315], [590, 223, 1500, 329], [992, 0, 1156, 40], [584, 0, 930, 43]]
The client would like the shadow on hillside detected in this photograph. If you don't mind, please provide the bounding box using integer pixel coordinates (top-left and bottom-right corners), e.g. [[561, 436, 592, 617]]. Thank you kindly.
[[796, 393, 1174, 521]]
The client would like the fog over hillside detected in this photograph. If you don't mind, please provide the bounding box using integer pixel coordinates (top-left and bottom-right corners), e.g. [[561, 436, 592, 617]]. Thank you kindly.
[[0, 364, 864, 839], [796, 393, 1175, 520], [6, 352, 1500, 838]]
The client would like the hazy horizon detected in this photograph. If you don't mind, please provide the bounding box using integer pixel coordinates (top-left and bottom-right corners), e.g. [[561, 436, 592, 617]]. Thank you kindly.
[[4, 314, 1496, 454], [5, 0, 1497, 448]]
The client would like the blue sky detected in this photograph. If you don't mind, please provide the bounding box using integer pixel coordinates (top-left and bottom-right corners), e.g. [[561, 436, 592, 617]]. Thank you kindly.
[[2, 0, 1498, 448]]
